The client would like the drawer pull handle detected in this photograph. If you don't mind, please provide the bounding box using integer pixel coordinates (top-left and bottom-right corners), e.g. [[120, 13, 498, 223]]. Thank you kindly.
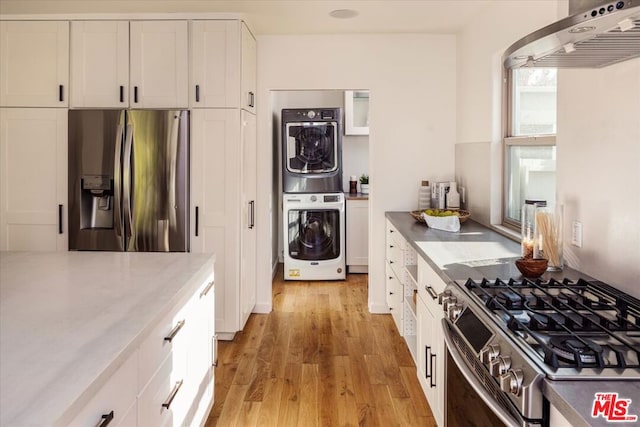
[[119, 85, 124, 102], [200, 281, 214, 298], [213, 335, 218, 367], [59, 84, 64, 102], [98, 410, 114, 427], [389, 245, 394, 248], [164, 319, 185, 343], [389, 291, 394, 295], [195, 84, 200, 102], [58, 204, 63, 234], [389, 260, 394, 264], [134, 86, 138, 103], [161, 379, 183, 410], [430, 353, 437, 388], [425, 285, 438, 300]]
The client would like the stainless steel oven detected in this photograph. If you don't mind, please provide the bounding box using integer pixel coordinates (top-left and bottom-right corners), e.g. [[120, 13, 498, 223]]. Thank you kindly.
[[440, 276, 640, 427]]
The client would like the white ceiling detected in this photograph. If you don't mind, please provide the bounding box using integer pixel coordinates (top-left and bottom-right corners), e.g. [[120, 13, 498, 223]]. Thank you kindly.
[[0, 0, 497, 35]]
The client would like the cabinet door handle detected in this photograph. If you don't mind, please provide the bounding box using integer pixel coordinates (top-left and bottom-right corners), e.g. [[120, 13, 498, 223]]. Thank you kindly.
[[134, 86, 138, 103], [213, 335, 218, 367], [426, 346, 432, 380], [389, 291, 394, 295], [58, 204, 63, 234], [98, 410, 114, 427], [195, 206, 199, 236], [200, 281, 214, 298], [119, 85, 124, 103], [425, 285, 438, 300], [430, 353, 437, 388], [58, 85, 64, 102], [389, 260, 394, 264], [248, 91, 255, 107], [248, 200, 255, 229], [389, 244, 394, 248], [161, 379, 183, 409], [195, 84, 200, 102], [164, 319, 185, 343]]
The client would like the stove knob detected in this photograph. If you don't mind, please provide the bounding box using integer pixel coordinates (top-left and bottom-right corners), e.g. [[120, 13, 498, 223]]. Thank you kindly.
[[489, 355, 512, 377], [438, 290, 452, 305], [448, 303, 463, 322], [442, 296, 457, 312], [479, 344, 500, 364], [500, 368, 524, 396]]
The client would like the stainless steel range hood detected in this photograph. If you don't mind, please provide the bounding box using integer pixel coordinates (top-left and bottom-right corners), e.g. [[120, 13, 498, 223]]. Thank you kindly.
[[504, 0, 640, 69]]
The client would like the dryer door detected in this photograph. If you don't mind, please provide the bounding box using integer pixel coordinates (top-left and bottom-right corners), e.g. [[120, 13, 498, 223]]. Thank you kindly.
[[286, 208, 341, 261], [285, 122, 338, 174]]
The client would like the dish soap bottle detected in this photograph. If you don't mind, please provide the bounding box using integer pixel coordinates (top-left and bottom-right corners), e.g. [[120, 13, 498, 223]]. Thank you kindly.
[[446, 181, 460, 209]]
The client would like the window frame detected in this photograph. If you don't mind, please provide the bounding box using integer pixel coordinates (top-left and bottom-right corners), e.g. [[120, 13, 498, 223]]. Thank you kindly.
[[502, 67, 557, 230]]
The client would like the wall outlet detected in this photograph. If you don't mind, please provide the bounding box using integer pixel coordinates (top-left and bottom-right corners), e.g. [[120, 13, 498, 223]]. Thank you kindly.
[[571, 221, 583, 248]]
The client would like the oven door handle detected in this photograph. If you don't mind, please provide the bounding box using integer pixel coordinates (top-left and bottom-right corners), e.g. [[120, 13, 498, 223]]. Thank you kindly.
[[441, 318, 520, 427]]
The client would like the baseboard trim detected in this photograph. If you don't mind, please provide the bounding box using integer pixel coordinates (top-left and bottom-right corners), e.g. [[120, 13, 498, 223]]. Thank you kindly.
[[215, 332, 236, 341], [348, 265, 368, 274], [253, 302, 272, 314], [368, 302, 390, 314]]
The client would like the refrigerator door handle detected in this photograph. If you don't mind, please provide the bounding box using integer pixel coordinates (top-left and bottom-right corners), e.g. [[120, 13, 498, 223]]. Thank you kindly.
[[123, 123, 134, 244], [113, 124, 124, 239]]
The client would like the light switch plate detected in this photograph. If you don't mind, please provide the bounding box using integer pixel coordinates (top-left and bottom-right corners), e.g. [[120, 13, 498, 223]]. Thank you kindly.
[[571, 221, 583, 248]]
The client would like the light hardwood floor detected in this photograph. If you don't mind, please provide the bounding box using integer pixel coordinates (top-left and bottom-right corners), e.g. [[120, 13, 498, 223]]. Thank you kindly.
[[205, 266, 436, 426]]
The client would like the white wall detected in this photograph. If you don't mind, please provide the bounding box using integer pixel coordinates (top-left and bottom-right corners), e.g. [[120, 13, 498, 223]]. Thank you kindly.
[[557, 60, 640, 298], [455, 0, 560, 225], [256, 34, 457, 313], [454, 0, 640, 298]]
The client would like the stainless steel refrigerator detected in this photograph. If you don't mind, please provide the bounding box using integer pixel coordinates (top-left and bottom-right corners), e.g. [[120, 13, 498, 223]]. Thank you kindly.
[[68, 110, 189, 252]]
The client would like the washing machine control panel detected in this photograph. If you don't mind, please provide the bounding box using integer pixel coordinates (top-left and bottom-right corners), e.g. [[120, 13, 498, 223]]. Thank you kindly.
[[323, 194, 341, 203]]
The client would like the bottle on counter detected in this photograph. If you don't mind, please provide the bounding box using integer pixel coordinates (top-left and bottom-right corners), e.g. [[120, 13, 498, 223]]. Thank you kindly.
[[418, 180, 430, 210], [446, 181, 460, 209], [349, 175, 358, 194]]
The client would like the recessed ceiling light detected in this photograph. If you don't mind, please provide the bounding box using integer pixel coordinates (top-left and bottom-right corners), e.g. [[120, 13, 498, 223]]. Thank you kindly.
[[329, 9, 359, 19], [569, 26, 596, 33]]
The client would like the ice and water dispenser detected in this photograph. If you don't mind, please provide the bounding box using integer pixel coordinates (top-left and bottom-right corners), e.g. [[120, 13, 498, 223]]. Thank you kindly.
[[80, 175, 114, 229]]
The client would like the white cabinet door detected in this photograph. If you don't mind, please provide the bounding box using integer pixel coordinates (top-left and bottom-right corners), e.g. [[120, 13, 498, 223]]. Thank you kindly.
[[0, 108, 67, 251], [0, 21, 69, 107], [189, 20, 240, 108], [240, 110, 257, 327], [346, 199, 368, 270], [130, 21, 188, 108], [190, 109, 242, 338], [70, 21, 129, 108], [240, 22, 257, 113]]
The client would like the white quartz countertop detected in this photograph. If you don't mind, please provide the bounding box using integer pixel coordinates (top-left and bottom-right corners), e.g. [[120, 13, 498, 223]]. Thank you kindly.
[[0, 251, 215, 427]]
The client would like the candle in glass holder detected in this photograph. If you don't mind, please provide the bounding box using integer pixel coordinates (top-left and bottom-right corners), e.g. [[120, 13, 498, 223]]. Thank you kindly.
[[521, 200, 543, 259]]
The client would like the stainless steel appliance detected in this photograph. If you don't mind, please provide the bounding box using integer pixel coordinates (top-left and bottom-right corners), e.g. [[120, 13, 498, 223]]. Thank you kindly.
[[504, 0, 640, 69], [281, 108, 343, 193], [283, 193, 345, 280], [68, 109, 189, 252], [440, 277, 640, 426]]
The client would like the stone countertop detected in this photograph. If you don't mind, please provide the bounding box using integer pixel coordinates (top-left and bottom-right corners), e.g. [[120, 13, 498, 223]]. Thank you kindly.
[[0, 251, 215, 427], [385, 211, 639, 427], [344, 192, 369, 200]]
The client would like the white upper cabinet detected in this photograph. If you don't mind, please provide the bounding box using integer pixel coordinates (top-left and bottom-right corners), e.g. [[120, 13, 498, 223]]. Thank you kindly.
[[70, 21, 129, 108], [240, 22, 257, 113], [130, 20, 189, 108], [0, 21, 69, 107], [189, 20, 256, 112]]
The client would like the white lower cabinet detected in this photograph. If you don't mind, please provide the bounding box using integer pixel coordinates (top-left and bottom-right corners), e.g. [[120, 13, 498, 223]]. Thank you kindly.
[[0, 108, 67, 251], [346, 198, 368, 273], [65, 272, 215, 427], [68, 353, 138, 427], [384, 219, 417, 357], [416, 257, 445, 426]]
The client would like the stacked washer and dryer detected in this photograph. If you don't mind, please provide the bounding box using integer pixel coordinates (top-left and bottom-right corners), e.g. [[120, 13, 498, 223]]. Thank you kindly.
[[282, 108, 346, 280]]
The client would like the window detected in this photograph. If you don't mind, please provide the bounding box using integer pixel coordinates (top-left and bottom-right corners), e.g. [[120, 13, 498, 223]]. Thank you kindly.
[[504, 68, 557, 226]]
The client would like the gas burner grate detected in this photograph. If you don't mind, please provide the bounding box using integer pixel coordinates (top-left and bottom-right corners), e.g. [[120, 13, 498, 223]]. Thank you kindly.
[[463, 277, 640, 371]]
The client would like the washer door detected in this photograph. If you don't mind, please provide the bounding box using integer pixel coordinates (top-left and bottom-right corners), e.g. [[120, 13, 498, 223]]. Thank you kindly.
[[287, 208, 341, 260], [285, 122, 338, 174]]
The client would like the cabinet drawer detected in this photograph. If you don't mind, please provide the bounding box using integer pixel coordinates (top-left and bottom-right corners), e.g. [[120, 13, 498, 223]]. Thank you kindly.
[[385, 264, 403, 308], [417, 257, 448, 312], [138, 353, 190, 427], [138, 294, 193, 390], [68, 352, 137, 427], [386, 221, 405, 249], [386, 240, 404, 273]]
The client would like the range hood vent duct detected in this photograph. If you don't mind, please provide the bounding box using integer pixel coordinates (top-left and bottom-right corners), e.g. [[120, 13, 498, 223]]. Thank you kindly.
[[504, 0, 640, 69]]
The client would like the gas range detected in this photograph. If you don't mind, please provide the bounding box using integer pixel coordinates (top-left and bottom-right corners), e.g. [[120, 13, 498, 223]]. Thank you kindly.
[[441, 276, 640, 425]]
